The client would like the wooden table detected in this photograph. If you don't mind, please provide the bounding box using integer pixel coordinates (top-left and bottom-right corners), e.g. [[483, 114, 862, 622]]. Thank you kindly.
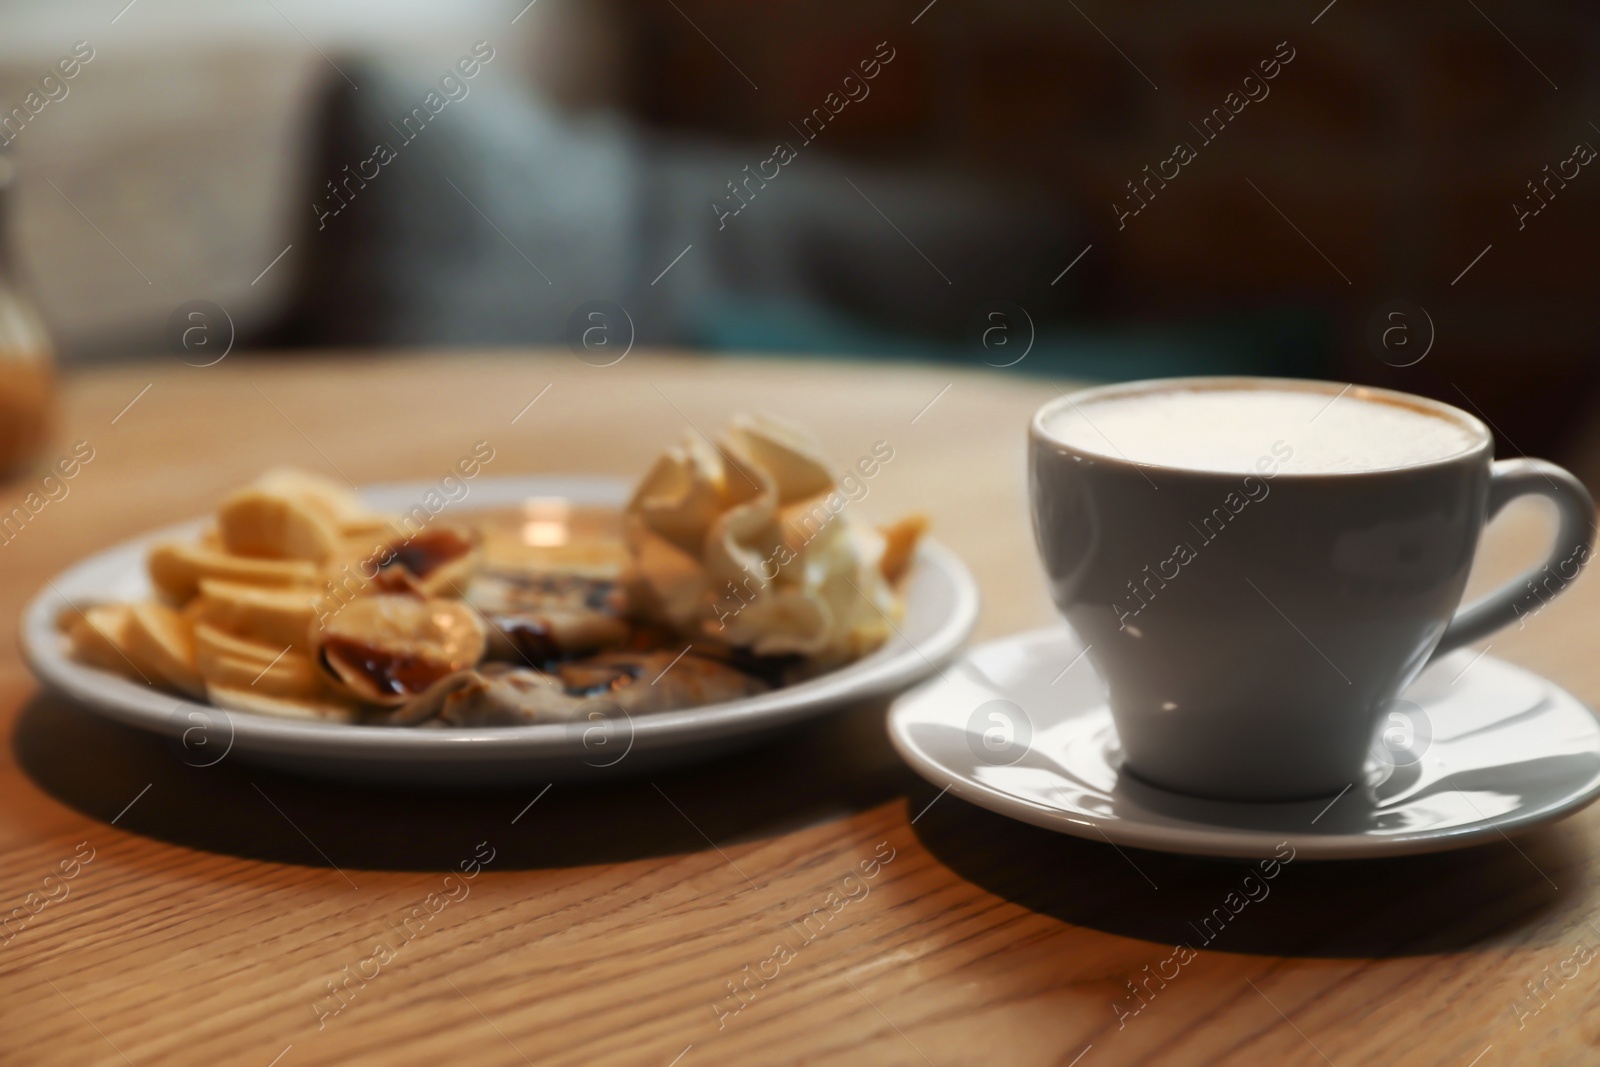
[[0, 351, 1594, 1066]]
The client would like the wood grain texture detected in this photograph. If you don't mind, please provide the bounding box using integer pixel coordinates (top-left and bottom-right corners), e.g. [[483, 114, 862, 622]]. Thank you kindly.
[[0, 351, 1597, 1067]]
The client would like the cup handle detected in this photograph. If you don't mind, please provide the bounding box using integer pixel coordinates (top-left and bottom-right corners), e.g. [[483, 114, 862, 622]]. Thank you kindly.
[[1429, 458, 1596, 661]]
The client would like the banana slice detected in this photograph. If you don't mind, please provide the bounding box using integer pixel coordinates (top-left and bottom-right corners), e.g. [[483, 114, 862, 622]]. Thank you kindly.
[[253, 469, 401, 548], [196, 645, 322, 699], [124, 602, 204, 697], [193, 620, 291, 664], [254, 468, 364, 523], [206, 684, 360, 723], [67, 604, 140, 677], [149, 541, 318, 603], [312, 594, 487, 706], [194, 619, 331, 700], [217, 485, 341, 563], [195, 579, 320, 650], [338, 515, 401, 541]]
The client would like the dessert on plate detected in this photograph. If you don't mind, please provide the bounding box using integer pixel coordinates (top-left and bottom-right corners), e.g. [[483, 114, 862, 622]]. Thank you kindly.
[[63, 416, 925, 726]]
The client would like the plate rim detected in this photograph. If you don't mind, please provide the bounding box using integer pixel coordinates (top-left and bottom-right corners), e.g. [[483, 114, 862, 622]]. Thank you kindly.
[[22, 474, 980, 764], [888, 626, 1600, 860]]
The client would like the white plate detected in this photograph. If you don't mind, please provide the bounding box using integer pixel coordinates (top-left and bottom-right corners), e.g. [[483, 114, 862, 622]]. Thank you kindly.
[[22, 476, 979, 785], [888, 627, 1600, 860]]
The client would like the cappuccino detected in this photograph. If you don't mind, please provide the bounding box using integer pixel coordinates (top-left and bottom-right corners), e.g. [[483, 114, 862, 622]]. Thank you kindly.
[[1044, 386, 1481, 474], [1031, 377, 1593, 800]]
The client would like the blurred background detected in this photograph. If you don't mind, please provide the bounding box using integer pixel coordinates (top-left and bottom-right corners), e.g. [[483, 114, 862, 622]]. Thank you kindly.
[[2, 0, 1599, 475]]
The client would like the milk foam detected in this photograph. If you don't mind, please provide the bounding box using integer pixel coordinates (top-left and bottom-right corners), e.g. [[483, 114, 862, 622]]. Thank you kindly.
[[1045, 388, 1481, 473]]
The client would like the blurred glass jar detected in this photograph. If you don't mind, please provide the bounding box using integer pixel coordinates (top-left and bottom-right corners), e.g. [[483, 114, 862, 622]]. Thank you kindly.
[[0, 154, 55, 475]]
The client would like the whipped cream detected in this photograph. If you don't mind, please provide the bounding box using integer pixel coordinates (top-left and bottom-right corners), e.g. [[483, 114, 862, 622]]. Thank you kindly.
[[623, 415, 897, 662]]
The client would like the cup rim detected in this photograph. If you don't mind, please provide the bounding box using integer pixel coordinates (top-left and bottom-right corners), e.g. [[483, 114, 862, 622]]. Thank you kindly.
[[1031, 376, 1494, 478]]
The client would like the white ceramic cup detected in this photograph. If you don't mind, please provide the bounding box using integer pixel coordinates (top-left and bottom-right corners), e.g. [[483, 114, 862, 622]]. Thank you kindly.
[[1029, 377, 1595, 801]]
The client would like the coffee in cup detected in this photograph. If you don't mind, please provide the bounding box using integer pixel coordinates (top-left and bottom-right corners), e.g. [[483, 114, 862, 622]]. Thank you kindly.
[[1029, 377, 1594, 801]]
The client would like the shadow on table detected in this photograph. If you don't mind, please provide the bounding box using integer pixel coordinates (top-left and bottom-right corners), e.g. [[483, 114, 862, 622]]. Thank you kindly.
[[907, 779, 1585, 958], [12, 691, 920, 872], [17, 691, 1583, 957]]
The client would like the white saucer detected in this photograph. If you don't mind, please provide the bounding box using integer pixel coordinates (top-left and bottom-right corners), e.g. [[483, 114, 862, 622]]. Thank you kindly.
[[22, 476, 979, 786], [888, 627, 1600, 859]]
